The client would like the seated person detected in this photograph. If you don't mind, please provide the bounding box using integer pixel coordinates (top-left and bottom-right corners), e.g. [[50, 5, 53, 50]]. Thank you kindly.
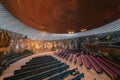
[[72, 68, 80, 76]]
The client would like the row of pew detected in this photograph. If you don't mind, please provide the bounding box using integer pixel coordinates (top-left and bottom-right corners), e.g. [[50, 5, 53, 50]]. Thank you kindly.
[[55, 52, 120, 80], [4, 55, 84, 80], [0, 50, 33, 75]]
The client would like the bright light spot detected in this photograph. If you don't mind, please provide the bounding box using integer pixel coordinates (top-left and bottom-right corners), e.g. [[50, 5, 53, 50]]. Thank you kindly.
[[68, 31, 74, 34], [81, 29, 87, 32]]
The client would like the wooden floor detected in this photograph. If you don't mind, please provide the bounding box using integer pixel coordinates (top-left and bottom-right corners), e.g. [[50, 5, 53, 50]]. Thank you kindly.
[[0, 51, 111, 80]]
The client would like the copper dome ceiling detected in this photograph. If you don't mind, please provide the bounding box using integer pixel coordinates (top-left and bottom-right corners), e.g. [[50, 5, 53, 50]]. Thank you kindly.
[[1, 0, 120, 33]]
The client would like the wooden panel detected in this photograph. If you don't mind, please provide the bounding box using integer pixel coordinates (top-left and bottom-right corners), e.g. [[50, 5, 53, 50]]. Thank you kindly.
[[0, 0, 3, 3]]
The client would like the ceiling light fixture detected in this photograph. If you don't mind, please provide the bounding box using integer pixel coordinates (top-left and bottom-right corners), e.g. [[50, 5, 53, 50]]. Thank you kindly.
[[81, 29, 87, 32], [68, 31, 74, 34]]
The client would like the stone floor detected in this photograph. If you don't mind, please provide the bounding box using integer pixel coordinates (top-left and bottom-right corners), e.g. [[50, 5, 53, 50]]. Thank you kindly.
[[0, 51, 111, 80]]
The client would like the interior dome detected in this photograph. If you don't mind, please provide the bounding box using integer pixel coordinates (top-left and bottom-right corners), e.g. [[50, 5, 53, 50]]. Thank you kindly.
[[1, 0, 120, 33]]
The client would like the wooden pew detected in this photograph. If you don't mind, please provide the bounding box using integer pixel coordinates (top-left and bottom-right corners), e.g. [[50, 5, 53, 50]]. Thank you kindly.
[[62, 53, 67, 59], [81, 55, 91, 69], [86, 55, 102, 73], [101, 57, 120, 69], [14, 61, 60, 74], [73, 54, 77, 64], [21, 60, 58, 68], [90, 56, 118, 80], [48, 68, 76, 80], [65, 53, 70, 60], [26, 58, 56, 64], [71, 73, 84, 80], [4, 63, 65, 80], [69, 54, 73, 62], [22, 65, 69, 80], [97, 57, 120, 76], [78, 55, 83, 66]]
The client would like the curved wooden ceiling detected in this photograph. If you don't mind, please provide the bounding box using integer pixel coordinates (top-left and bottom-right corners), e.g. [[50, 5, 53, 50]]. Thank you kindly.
[[1, 0, 120, 33]]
